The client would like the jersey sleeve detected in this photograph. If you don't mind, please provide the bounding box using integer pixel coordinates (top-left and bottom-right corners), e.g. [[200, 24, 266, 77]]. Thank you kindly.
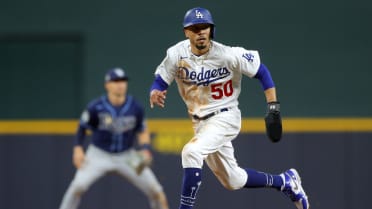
[[135, 102, 146, 133], [232, 47, 261, 78], [74, 104, 95, 146], [154, 47, 178, 85]]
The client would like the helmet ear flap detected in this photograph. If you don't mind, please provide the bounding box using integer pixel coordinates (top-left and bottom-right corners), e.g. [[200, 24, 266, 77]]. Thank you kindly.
[[210, 25, 215, 39]]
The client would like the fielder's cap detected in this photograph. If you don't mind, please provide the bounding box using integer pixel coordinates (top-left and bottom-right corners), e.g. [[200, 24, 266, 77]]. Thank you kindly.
[[104, 68, 129, 82]]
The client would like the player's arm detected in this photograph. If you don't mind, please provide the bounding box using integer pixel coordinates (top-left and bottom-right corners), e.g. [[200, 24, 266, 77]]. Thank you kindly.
[[73, 125, 87, 169], [254, 63, 282, 142], [263, 87, 277, 103], [135, 128, 153, 174], [73, 109, 92, 169], [149, 75, 169, 108], [150, 47, 178, 108], [137, 128, 152, 157]]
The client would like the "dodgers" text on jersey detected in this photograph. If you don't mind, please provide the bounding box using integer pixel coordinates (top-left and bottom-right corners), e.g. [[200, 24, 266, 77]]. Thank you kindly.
[[177, 66, 231, 86]]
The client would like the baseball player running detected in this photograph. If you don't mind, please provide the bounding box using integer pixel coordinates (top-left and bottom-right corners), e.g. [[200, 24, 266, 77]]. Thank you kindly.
[[59, 68, 169, 209], [149, 7, 309, 209]]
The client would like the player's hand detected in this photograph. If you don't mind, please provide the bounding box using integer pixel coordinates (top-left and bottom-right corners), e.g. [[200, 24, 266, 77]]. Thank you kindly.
[[140, 149, 153, 165], [150, 89, 167, 108], [135, 149, 153, 175], [73, 146, 85, 169], [264, 101, 282, 143]]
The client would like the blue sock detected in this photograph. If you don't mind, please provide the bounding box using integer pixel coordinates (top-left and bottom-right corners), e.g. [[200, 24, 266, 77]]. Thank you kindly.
[[179, 168, 202, 209], [244, 168, 283, 190]]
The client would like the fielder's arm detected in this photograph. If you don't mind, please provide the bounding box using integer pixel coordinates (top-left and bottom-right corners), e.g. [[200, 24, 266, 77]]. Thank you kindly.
[[137, 128, 152, 156], [73, 122, 89, 169], [73, 145, 85, 169], [134, 129, 153, 174]]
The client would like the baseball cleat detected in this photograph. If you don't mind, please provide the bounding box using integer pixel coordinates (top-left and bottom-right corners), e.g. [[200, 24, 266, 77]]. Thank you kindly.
[[280, 168, 310, 209]]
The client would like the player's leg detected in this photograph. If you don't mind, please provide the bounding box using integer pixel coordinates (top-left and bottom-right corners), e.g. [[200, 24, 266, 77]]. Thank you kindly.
[[205, 141, 248, 190], [211, 108, 282, 189], [115, 149, 169, 209], [279, 168, 310, 209], [206, 143, 309, 209], [179, 108, 241, 209], [59, 145, 112, 209], [179, 140, 204, 209], [205, 137, 309, 209], [205, 142, 284, 190]]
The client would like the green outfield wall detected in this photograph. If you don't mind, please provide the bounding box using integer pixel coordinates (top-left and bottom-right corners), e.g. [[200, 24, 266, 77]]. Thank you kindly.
[[1, 0, 371, 118]]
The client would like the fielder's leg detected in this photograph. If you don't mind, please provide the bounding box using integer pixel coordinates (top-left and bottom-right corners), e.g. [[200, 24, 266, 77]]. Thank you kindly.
[[115, 149, 169, 209], [59, 165, 105, 209], [59, 145, 111, 209]]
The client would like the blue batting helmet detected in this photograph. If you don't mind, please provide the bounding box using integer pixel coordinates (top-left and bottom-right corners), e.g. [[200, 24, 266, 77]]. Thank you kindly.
[[183, 7, 215, 38]]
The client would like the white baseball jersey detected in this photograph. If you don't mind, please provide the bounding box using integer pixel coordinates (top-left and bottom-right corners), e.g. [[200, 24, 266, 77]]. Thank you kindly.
[[155, 40, 261, 117]]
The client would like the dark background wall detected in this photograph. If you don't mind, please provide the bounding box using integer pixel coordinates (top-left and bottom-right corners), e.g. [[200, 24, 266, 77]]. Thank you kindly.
[[1, 0, 371, 118], [1, 133, 371, 209], [1, 0, 372, 209]]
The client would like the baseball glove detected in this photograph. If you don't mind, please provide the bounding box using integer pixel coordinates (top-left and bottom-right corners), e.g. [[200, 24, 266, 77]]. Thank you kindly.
[[131, 150, 153, 175], [264, 101, 282, 143]]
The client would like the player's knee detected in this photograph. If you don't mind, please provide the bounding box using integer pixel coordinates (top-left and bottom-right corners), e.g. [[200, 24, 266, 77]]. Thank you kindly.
[[150, 190, 165, 202], [221, 179, 243, 190], [181, 143, 203, 167], [70, 180, 89, 196], [217, 172, 246, 191], [147, 190, 168, 209]]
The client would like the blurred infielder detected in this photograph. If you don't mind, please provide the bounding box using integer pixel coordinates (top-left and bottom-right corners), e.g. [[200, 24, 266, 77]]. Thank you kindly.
[[149, 7, 309, 209], [59, 68, 169, 209]]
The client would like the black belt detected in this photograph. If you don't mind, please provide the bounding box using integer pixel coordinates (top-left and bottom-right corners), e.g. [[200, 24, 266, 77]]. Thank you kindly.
[[192, 108, 230, 120]]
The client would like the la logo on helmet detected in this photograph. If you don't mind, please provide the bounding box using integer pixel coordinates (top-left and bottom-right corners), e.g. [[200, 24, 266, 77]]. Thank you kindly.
[[195, 10, 204, 18]]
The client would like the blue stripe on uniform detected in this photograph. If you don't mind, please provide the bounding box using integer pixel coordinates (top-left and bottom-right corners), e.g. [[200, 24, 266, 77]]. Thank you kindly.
[[101, 96, 119, 152]]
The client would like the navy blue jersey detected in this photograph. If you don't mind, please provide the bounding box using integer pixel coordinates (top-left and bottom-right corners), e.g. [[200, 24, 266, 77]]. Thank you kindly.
[[75, 95, 146, 153]]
